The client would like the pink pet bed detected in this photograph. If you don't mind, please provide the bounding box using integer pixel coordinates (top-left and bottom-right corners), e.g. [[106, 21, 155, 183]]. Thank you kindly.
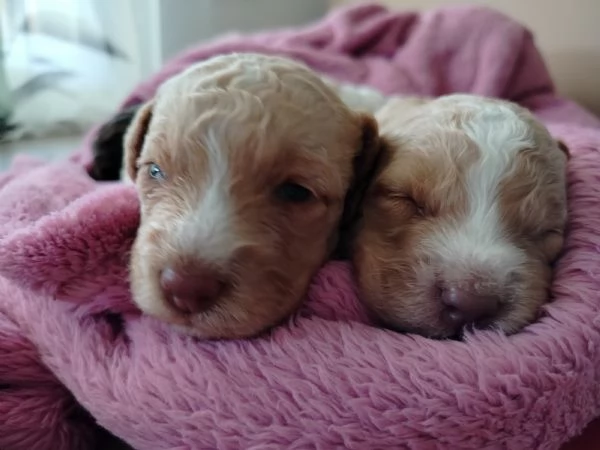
[[2, 4, 600, 449]]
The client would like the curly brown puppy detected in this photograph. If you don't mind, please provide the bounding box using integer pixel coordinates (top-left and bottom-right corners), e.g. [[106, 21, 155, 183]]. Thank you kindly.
[[120, 53, 381, 339]]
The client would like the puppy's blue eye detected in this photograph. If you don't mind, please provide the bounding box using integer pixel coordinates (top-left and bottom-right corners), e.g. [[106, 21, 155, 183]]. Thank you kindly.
[[148, 163, 164, 180]]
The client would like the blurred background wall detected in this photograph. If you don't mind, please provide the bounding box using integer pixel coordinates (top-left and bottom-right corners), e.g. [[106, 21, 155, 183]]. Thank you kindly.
[[154, 0, 328, 63], [331, 0, 600, 115]]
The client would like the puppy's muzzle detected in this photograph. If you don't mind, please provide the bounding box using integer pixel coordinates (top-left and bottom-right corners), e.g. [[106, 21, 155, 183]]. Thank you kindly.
[[159, 261, 226, 314], [437, 282, 501, 331]]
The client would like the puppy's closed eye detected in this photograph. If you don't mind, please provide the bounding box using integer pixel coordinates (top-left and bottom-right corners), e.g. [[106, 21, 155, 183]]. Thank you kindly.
[[375, 187, 426, 217], [389, 193, 426, 216]]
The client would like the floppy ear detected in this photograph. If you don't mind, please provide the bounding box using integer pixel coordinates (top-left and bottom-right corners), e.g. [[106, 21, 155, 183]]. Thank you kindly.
[[556, 140, 570, 160], [123, 101, 155, 182], [333, 114, 388, 260], [90, 104, 141, 181]]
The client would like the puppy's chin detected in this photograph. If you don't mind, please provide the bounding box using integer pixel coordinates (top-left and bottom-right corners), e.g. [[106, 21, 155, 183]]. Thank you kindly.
[[129, 273, 296, 340], [368, 294, 544, 339], [357, 258, 550, 340], [363, 292, 460, 340], [128, 242, 307, 340], [183, 292, 298, 340]]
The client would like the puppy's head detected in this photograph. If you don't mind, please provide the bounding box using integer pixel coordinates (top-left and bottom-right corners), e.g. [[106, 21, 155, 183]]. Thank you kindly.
[[124, 53, 380, 339], [353, 94, 568, 338]]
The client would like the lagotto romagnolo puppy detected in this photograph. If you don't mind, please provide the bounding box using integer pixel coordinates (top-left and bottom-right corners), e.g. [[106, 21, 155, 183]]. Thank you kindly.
[[91, 53, 382, 339], [343, 92, 569, 338]]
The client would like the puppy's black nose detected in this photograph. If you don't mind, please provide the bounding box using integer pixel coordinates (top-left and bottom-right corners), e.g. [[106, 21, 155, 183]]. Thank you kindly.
[[440, 286, 500, 327], [160, 264, 224, 314]]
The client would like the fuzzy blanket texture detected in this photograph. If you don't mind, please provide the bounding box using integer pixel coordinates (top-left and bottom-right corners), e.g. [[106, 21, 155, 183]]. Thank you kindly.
[[2, 4, 600, 450]]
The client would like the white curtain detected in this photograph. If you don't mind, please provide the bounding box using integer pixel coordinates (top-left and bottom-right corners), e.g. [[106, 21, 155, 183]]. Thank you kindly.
[[0, 0, 329, 143], [0, 0, 146, 141]]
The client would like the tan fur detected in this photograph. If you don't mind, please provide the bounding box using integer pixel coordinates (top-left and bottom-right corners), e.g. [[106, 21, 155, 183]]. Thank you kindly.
[[123, 53, 380, 339]]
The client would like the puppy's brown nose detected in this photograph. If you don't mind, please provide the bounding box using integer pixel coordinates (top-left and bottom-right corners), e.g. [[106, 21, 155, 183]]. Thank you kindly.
[[440, 286, 500, 327], [160, 265, 223, 314]]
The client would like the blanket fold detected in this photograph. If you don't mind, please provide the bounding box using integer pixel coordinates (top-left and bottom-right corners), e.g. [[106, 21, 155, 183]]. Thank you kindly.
[[2, 4, 600, 449]]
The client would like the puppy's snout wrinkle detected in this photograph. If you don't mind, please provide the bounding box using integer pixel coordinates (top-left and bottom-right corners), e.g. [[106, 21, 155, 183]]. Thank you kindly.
[[160, 264, 224, 314]]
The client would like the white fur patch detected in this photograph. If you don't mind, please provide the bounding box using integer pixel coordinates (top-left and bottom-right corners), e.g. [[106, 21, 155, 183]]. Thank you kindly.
[[322, 77, 388, 114], [175, 127, 237, 265], [428, 97, 534, 281]]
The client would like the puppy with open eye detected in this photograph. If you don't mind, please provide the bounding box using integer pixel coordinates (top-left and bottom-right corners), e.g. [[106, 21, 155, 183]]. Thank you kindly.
[[120, 53, 380, 339], [350, 94, 569, 339]]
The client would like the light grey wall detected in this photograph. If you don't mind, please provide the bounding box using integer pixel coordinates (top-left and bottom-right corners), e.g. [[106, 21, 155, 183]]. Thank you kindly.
[[157, 0, 328, 62]]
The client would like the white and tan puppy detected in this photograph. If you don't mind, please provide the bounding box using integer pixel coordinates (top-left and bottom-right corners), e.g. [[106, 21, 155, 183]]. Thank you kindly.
[[123, 53, 381, 339], [347, 93, 569, 338]]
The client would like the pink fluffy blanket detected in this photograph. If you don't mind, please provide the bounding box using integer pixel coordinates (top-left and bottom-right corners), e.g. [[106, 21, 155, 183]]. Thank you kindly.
[[2, 4, 600, 449]]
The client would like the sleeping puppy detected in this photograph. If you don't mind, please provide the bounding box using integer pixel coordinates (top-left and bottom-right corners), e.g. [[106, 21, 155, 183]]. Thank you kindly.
[[93, 53, 381, 339], [350, 94, 569, 338]]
